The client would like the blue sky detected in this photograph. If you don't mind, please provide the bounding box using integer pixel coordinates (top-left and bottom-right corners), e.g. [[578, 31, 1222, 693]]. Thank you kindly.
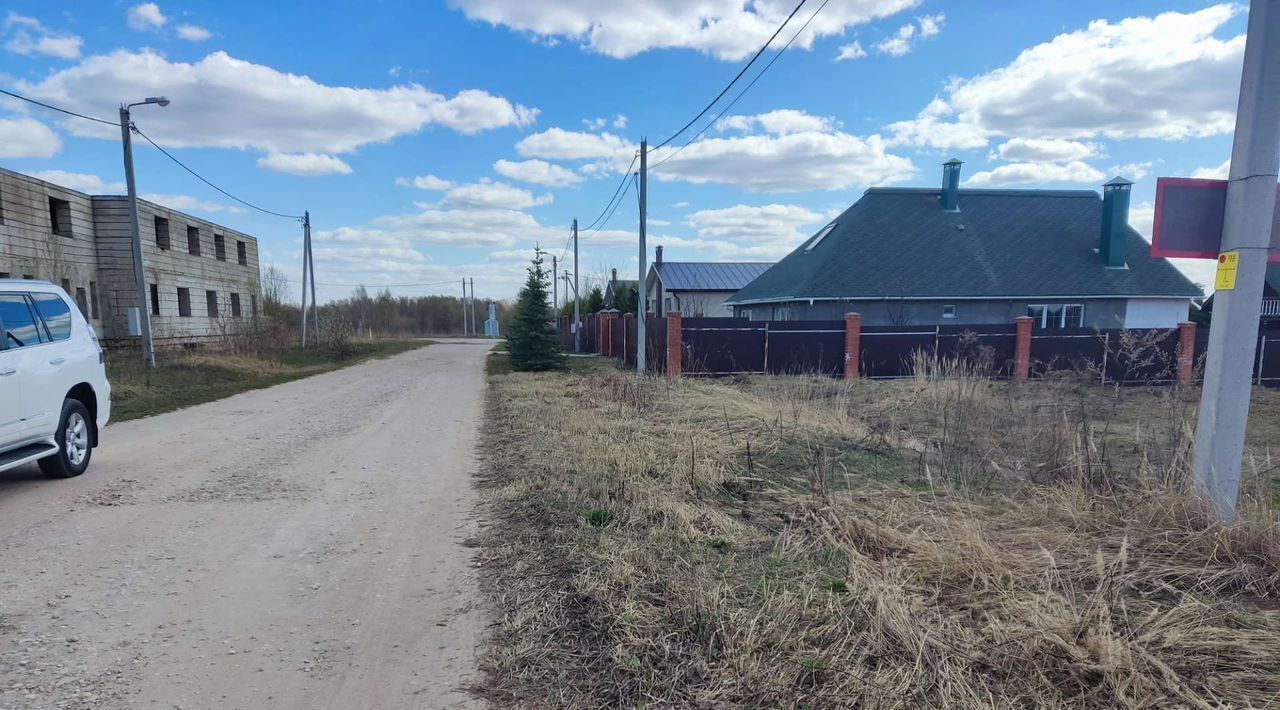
[[0, 1, 1247, 302]]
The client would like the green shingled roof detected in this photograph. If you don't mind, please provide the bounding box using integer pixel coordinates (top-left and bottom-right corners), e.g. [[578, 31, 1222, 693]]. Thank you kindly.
[[726, 188, 1202, 305]]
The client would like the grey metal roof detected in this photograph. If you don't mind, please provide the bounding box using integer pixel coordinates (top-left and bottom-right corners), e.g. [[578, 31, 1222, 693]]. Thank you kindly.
[[727, 188, 1200, 305], [654, 262, 775, 291]]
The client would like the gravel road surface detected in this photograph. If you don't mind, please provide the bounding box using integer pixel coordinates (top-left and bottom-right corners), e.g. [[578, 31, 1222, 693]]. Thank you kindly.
[[0, 340, 491, 709]]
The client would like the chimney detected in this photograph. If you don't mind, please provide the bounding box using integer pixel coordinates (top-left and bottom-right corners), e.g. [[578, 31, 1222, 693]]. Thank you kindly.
[[1099, 176, 1133, 268], [655, 245, 663, 265], [940, 158, 962, 212], [611, 267, 617, 285]]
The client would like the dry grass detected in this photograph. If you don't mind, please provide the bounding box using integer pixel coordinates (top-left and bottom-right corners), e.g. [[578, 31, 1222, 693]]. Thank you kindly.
[[474, 357, 1280, 708]]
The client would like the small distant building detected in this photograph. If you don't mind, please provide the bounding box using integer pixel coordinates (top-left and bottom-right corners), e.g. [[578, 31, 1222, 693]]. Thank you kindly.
[[603, 268, 637, 309], [0, 166, 262, 346], [645, 246, 773, 318], [725, 161, 1199, 328]]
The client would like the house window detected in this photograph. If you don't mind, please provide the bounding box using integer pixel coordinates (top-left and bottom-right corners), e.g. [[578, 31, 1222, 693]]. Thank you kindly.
[[61, 278, 71, 293], [1027, 303, 1084, 329], [942, 304, 957, 319], [150, 283, 160, 316], [89, 281, 100, 319], [187, 226, 201, 256], [0, 272, 8, 278], [22, 274, 33, 280], [214, 235, 226, 261], [804, 222, 837, 252], [48, 196, 72, 237], [177, 287, 191, 317], [250, 294, 258, 318], [206, 289, 219, 317], [74, 287, 88, 319], [236, 240, 247, 266], [154, 216, 171, 250], [230, 293, 242, 318], [772, 306, 792, 321], [664, 297, 672, 314]]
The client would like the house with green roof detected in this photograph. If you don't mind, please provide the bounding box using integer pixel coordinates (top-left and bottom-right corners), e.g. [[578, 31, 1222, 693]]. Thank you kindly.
[[725, 160, 1201, 329]]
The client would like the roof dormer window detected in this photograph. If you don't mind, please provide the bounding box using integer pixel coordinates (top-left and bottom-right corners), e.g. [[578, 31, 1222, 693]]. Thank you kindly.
[[804, 222, 837, 252]]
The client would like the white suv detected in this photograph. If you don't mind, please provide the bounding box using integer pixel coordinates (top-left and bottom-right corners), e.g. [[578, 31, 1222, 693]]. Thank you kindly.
[[0, 280, 111, 478]]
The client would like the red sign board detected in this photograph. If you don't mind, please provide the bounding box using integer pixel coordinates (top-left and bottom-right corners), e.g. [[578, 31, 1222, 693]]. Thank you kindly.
[[1151, 177, 1280, 261]]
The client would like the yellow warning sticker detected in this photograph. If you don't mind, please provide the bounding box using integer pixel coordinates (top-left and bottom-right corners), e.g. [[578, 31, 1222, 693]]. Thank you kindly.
[[1215, 251, 1239, 291]]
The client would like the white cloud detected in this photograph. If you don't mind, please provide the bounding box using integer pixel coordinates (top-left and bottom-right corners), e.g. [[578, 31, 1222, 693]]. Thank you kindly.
[[494, 158, 584, 187], [582, 116, 607, 130], [127, 3, 167, 31], [388, 65, 402, 77], [994, 137, 1098, 162], [19, 50, 539, 155], [139, 193, 242, 214], [1108, 161, 1153, 181], [0, 117, 61, 158], [28, 170, 124, 193], [4, 12, 82, 59], [396, 174, 454, 191], [687, 203, 823, 243], [176, 24, 212, 41], [516, 127, 631, 161], [876, 13, 943, 57], [649, 118, 916, 193], [436, 178, 552, 210], [612, 114, 628, 129], [888, 6, 1245, 151], [965, 160, 1105, 186], [1192, 159, 1230, 179], [257, 152, 353, 176], [836, 41, 867, 61], [719, 109, 834, 135], [448, 0, 921, 60]]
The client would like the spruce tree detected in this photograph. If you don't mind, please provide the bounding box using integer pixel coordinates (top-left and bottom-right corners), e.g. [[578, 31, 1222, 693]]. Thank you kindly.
[[507, 249, 566, 371]]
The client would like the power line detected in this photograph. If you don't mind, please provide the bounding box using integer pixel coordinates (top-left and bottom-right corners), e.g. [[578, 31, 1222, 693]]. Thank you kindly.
[[650, 0, 807, 150], [588, 171, 634, 235], [282, 277, 466, 289], [131, 126, 303, 221], [580, 152, 639, 232], [0, 87, 120, 127], [650, 0, 831, 171]]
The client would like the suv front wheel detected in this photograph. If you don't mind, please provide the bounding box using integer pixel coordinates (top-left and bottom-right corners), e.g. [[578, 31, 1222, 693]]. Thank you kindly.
[[39, 399, 92, 479]]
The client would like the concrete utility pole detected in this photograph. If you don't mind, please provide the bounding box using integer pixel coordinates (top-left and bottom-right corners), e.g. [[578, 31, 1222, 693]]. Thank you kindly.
[[119, 97, 168, 369], [573, 218, 580, 353], [552, 255, 558, 315], [300, 214, 311, 347], [469, 278, 477, 336], [1192, 0, 1280, 523], [305, 212, 318, 346], [465, 277, 476, 335], [637, 140, 648, 373]]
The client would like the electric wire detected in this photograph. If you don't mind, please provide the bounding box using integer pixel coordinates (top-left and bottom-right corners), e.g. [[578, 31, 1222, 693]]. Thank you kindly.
[[580, 152, 639, 232], [649, 0, 831, 171], [0, 87, 120, 126], [650, 0, 807, 150]]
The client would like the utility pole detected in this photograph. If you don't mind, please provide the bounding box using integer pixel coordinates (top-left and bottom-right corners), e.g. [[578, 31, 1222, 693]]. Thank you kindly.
[[637, 140, 648, 373], [465, 278, 476, 337], [1192, 0, 1280, 523], [552, 255, 558, 315], [469, 278, 477, 336], [573, 218, 580, 353], [119, 103, 158, 370], [305, 211, 318, 346], [300, 216, 309, 348]]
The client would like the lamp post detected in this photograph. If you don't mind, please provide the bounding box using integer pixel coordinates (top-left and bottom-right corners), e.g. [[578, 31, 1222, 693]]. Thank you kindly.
[[119, 96, 169, 370]]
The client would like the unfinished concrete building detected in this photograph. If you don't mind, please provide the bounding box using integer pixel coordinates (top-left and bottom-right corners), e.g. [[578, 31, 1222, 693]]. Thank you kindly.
[[0, 167, 262, 347]]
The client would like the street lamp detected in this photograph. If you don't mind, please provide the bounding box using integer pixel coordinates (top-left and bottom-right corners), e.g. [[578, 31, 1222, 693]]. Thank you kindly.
[[119, 96, 169, 370]]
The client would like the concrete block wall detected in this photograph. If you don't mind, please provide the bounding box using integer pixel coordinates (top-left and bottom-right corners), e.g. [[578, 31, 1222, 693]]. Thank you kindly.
[[0, 170, 105, 333], [92, 197, 261, 344], [0, 167, 261, 347]]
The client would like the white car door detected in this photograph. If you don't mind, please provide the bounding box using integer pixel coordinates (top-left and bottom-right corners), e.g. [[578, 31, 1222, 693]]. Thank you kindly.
[[0, 294, 43, 447]]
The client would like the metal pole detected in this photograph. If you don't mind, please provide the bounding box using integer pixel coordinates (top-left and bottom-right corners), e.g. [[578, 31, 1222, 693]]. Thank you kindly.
[[120, 106, 156, 370], [300, 213, 309, 348], [637, 140, 648, 373], [1192, 0, 1280, 523], [573, 218, 580, 353], [305, 211, 318, 346]]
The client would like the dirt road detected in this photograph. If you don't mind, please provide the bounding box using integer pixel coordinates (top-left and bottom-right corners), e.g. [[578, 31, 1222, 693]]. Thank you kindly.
[[0, 340, 492, 709]]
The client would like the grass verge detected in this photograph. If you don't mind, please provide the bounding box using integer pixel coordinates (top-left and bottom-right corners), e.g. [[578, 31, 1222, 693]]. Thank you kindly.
[[107, 340, 430, 421], [474, 357, 1280, 707]]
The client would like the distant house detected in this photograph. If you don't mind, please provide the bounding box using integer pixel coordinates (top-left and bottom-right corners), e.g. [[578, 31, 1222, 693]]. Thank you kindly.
[[603, 268, 638, 309], [645, 246, 773, 318], [725, 161, 1200, 328]]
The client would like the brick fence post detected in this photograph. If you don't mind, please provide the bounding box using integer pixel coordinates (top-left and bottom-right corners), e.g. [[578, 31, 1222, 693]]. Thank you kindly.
[[1177, 321, 1196, 386], [666, 311, 682, 378], [1014, 316, 1033, 382], [843, 312, 862, 380]]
